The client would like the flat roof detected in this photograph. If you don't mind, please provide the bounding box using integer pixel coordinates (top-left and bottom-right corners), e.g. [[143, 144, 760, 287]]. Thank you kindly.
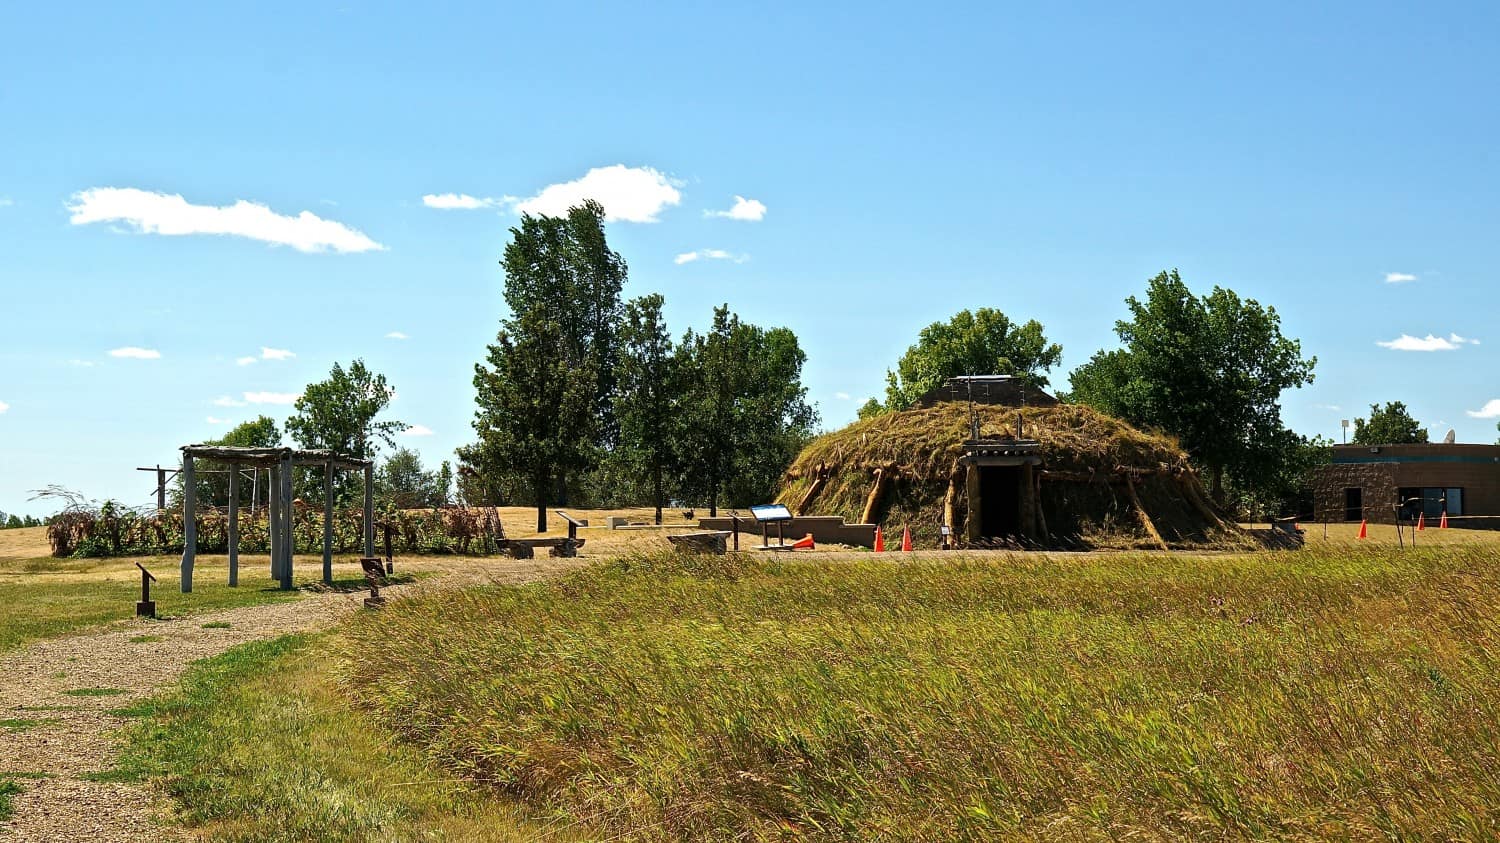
[[1330, 443, 1500, 465]]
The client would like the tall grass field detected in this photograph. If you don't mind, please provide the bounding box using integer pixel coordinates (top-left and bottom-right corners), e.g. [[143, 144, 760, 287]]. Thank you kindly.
[[340, 548, 1500, 840]]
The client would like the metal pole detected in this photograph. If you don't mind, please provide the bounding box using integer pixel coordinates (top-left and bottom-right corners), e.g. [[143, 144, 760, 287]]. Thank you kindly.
[[180, 454, 196, 593]]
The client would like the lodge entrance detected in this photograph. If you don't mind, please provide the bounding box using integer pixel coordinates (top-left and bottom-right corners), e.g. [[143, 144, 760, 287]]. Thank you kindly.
[[977, 466, 1023, 538]]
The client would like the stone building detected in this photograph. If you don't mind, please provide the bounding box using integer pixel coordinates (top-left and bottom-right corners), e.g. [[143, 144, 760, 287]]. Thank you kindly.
[[1311, 443, 1500, 523], [912, 375, 1059, 410]]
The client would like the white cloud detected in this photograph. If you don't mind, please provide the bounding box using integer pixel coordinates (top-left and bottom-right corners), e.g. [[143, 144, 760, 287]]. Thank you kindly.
[[401, 424, 434, 437], [236, 356, 258, 366], [0, 400, 9, 414], [706, 195, 767, 221], [212, 396, 247, 407], [206, 416, 229, 425], [260, 346, 295, 361], [1466, 400, 1500, 419], [422, 193, 504, 210], [68, 359, 96, 368], [0, 198, 12, 207], [1385, 272, 1418, 283], [675, 248, 748, 265], [835, 391, 852, 400], [512, 165, 681, 223], [1313, 403, 1342, 412], [1376, 333, 1479, 352], [109, 346, 161, 359], [68, 187, 385, 253], [243, 391, 299, 405], [385, 331, 409, 340]]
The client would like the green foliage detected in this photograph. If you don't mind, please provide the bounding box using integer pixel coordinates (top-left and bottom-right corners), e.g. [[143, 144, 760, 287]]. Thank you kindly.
[[377, 447, 449, 509], [463, 310, 598, 532], [1069, 270, 1316, 505], [174, 416, 282, 508], [347, 547, 1500, 840], [676, 305, 818, 515], [615, 293, 679, 523], [0, 778, 21, 822], [1353, 401, 1429, 445], [498, 198, 626, 442], [874, 307, 1062, 413], [285, 360, 402, 460], [462, 201, 625, 530]]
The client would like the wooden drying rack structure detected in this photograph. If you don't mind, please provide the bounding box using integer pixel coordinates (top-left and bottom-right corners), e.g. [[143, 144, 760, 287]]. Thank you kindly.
[[176, 445, 374, 593]]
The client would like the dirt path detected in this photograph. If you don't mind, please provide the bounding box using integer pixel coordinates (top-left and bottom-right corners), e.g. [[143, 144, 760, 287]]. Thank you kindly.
[[0, 558, 582, 843]]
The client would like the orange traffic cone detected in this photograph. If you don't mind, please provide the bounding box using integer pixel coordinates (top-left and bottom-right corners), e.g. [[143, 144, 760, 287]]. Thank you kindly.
[[1357, 519, 1368, 539], [792, 534, 815, 550], [1440, 511, 1449, 529], [1417, 513, 1426, 532], [873, 526, 884, 552], [901, 525, 913, 552]]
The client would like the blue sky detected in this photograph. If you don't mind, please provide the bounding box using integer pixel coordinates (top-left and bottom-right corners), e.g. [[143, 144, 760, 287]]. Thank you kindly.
[[3, 1, 1499, 515]]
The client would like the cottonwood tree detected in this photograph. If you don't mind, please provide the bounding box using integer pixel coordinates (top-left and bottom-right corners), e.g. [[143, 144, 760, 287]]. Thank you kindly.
[[378, 447, 452, 509], [676, 305, 817, 516], [1069, 270, 1316, 505], [616, 293, 679, 524], [1352, 401, 1429, 445], [499, 199, 626, 444], [286, 359, 403, 501], [873, 308, 1062, 413], [462, 311, 597, 532]]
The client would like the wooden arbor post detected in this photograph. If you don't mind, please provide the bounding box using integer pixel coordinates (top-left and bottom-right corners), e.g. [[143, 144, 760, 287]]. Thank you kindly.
[[227, 462, 240, 587], [322, 460, 335, 586], [363, 463, 375, 558], [180, 453, 196, 593], [268, 461, 282, 580], [279, 452, 294, 590]]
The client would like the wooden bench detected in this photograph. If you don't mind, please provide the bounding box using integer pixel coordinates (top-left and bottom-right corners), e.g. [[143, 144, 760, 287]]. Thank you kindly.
[[492, 510, 588, 559]]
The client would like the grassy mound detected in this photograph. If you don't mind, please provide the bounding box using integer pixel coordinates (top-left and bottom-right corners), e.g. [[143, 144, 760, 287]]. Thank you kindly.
[[778, 403, 1234, 548], [342, 548, 1500, 840]]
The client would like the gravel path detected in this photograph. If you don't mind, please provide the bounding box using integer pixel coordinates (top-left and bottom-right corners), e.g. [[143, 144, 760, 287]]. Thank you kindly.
[[0, 558, 583, 842]]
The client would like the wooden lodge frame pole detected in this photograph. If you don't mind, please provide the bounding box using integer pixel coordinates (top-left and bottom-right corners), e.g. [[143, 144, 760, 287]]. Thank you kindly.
[[268, 463, 281, 580], [227, 462, 240, 587], [180, 453, 196, 593]]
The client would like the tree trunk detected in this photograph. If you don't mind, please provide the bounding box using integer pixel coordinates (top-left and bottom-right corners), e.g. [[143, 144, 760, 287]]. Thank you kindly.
[[1211, 465, 1225, 505], [535, 476, 549, 533], [652, 456, 663, 526]]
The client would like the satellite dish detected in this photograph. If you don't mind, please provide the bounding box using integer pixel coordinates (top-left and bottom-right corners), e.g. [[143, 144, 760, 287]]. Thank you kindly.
[[1444, 429, 1457, 444]]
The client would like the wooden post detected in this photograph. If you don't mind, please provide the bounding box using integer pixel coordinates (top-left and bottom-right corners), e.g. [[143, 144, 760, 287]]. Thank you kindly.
[[942, 461, 961, 540], [268, 464, 281, 579], [1019, 462, 1037, 542], [861, 466, 894, 526], [156, 465, 167, 512], [180, 454, 196, 593], [322, 461, 334, 585], [1123, 473, 1168, 551], [279, 453, 294, 590], [965, 464, 981, 542], [251, 467, 259, 515], [227, 462, 239, 587], [363, 464, 375, 558]]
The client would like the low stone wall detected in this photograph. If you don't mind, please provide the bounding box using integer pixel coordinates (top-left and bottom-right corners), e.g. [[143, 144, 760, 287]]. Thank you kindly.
[[697, 516, 877, 548]]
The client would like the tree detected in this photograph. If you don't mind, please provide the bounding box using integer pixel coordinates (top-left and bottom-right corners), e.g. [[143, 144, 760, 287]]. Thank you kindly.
[[677, 305, 818, 516], [616, 293, 679, 524], [1069, 270, 1316, 504], [286, 360, 403, 459], [1352, 402, 1429, 445], [378, 447, 446, 509], [461, 310, 597, 532], [499, 199, 626, 444], [874, 308, 1062, 413], [175, 416, 282, 507]]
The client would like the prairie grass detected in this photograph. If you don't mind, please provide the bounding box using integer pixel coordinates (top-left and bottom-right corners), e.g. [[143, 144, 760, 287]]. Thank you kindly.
[[342, 547, 1500, 840], [114, 634, 579, 842]]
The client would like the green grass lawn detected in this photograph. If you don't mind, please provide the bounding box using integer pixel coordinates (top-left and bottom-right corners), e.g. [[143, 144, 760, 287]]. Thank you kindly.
[[110, 634, 578, 842], [339, 547, 1500, 840], [0, 554, 406, 654]]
